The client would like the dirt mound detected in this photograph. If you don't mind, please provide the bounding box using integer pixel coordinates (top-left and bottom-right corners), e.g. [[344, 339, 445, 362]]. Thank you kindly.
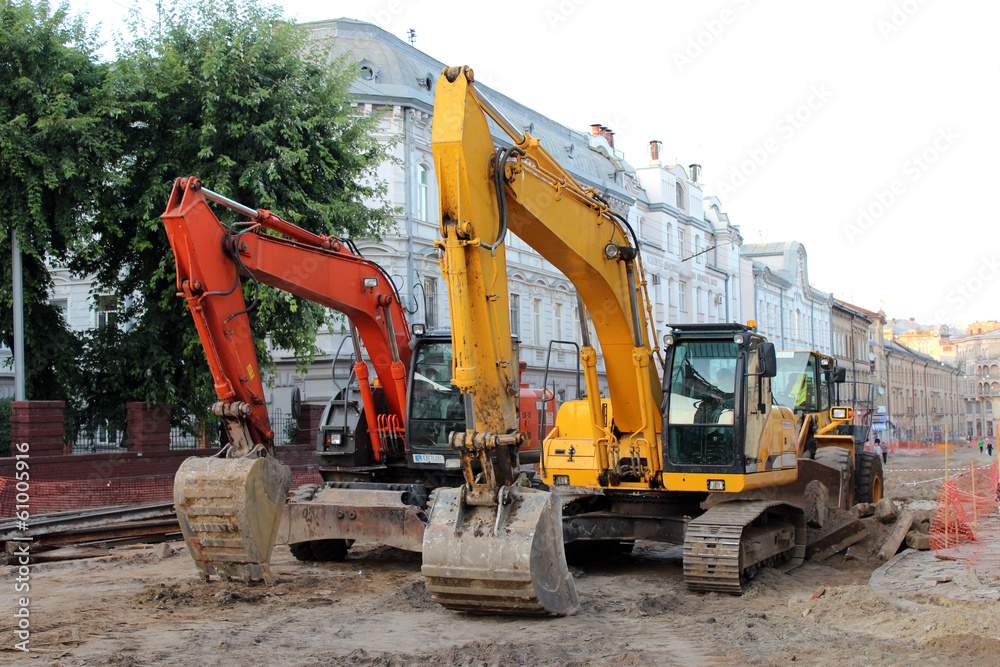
[[623, 591, 680, 617], [922, 633, 1000, 661], [377, 579, 438, 611], [128, 583, 194, 605]]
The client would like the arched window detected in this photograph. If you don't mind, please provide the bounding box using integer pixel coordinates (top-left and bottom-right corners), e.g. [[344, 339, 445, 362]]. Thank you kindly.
[[675, 182, 684, 209], [416, 164, 429, 221]]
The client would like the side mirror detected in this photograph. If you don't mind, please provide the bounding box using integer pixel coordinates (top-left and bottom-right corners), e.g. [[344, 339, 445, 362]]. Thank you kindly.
[[833, 367, 847, 383], [758, 342, 777, 378]]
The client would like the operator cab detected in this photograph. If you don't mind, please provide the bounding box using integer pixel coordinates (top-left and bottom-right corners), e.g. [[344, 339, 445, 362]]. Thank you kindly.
[[772, 351, 835, 414], [405, 331, 465, 470], [661, 324, 777, 475]]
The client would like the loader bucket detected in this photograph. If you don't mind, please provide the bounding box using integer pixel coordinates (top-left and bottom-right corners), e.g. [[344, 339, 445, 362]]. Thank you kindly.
[[421, 485, 578, 616], [174, 445, 292, 584]]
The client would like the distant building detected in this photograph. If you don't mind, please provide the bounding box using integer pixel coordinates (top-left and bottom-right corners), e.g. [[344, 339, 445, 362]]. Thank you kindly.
[[884, 340, 963, 442], [955, 329, 1000, 439]]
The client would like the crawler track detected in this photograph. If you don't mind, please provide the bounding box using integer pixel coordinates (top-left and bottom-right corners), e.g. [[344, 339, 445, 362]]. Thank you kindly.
[[683, 500, 806, 594]]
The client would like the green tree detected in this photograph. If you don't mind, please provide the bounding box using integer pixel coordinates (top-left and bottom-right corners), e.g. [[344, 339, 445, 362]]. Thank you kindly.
[[74, 0, 393, 429], [0, 1, 111, 414]]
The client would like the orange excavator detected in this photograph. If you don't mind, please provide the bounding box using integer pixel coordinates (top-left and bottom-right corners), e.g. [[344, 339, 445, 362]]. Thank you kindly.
[[162, 177, 549, 583]]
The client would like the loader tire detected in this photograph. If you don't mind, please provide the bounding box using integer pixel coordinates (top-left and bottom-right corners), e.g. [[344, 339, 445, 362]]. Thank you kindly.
[[855, 452, 884, 504], [289, 542, 316, 561], [310, 539, 349, 562], [814, 446, 851, 472]]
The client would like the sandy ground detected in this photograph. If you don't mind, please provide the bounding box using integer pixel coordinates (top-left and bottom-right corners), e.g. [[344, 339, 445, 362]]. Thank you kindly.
[[4, 445, 999, 667]]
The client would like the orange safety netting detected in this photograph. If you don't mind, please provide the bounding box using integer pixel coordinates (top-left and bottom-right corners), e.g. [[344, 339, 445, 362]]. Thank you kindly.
[[0, 470, 324, 519], [930, 460, 1000, 575]]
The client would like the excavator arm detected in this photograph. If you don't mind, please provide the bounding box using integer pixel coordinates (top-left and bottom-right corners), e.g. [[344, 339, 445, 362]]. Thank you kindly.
[[162, 177, 412, 583], [432, 67, 662, 491]]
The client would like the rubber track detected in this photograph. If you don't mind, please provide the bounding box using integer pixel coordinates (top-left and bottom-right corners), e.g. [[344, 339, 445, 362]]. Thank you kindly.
[[683, 500, 806, 594]]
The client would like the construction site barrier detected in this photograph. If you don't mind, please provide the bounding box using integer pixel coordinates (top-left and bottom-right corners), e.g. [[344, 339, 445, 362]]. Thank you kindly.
[[887, 441, 958, 456], [929, 458, 1000, 572], [0, 469, 324, 519]]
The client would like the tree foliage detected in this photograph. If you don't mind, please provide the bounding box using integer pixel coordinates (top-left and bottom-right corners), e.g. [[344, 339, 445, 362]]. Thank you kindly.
[[4, 0, 393, 431], [0, 1, 111, 410]]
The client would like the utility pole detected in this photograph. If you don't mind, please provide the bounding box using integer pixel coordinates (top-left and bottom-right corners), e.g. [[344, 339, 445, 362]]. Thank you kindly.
[[12, 229, 25, 400]]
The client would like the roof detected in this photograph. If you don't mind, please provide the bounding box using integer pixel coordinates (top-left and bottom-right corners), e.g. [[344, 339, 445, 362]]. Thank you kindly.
[[833, 298, 880, 320], [302, 18, 637, 207], [886, 339, 960, 372]]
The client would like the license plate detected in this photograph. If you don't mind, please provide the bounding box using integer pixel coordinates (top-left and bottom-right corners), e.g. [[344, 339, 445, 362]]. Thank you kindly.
[[412, 453, 445, 464]]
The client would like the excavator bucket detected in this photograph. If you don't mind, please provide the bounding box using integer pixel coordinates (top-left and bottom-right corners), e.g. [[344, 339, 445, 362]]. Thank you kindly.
[[174, 445, 292, 584], [421, 485, 578, 615]]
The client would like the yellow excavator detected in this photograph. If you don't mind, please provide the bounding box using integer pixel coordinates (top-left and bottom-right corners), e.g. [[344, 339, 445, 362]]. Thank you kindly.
[[422, 66, 865, 614]]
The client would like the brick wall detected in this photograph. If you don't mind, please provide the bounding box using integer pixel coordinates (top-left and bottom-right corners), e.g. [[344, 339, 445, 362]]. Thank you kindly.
[[296, 403, 326, 446], [11, 401, 68, 456], [2, 401, 318, 481], [125, 402, 171, 452]]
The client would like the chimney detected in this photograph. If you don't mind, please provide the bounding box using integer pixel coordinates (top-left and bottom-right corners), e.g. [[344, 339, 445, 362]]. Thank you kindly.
[[689, 163, 701, 183], [591, 124, 613, 148], [649, 140, 662, 163]]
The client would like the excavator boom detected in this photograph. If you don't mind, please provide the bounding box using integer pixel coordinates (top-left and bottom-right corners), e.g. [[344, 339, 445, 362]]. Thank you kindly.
[[421, 67, 578, 615], [162, 177, 412, 583]]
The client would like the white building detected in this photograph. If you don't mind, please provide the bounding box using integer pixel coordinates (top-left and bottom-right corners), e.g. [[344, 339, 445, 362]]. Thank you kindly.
[[273, 18, 750, 412], [740, 241, 833, 353]]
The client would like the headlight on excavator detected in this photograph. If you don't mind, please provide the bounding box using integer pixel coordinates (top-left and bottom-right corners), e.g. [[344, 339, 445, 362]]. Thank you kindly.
[[707, 479, 725, 491], [553, 475, 570, 486], [363, 276, 379, 289]]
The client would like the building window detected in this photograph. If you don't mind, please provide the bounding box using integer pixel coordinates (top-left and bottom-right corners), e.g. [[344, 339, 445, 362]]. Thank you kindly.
[[50, 299, 68, 322], [666, 224, 673, 253], [694, 236, 701, 263], [510, 293, 520, 337], [423, 277, 437, 329], [695, 287, 702, 315], [532, 298, 543, 346], [416, 164, 429, 221], [96, 295, 118, 329], [675, 182, 684, 209], [679, 282, 687, 312], [678, 229, 685, 257], [554, 302, 563, 340], [668, 278, 675, 308]]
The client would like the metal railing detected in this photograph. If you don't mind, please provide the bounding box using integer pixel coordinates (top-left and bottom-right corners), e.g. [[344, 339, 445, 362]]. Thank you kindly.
[[70, 420, 126, 453]]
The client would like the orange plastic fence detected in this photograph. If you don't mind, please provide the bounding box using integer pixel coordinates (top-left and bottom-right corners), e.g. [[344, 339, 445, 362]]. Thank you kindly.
[[888, 441, 958, 456], [930, 459, 1000, 570], [0, 470, 324, 519]]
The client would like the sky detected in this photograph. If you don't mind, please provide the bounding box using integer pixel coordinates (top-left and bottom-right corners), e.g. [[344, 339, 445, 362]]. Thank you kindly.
[[67, 0, 1000, 328]]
